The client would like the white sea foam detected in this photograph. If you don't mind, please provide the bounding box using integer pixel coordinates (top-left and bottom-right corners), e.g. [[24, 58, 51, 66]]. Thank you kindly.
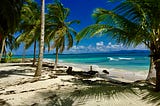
[[107, 57, 134, 61], [107, 57, 119, 61], [43, 58, 64, 63], [118, 57, 134, 60], [43, 58, 54, 62]]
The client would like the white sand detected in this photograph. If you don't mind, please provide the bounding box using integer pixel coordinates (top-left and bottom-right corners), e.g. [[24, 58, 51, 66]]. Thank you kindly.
[[0, 62, 156, 106]]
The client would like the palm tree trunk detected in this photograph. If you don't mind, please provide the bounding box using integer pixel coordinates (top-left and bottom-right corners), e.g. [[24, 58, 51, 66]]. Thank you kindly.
[[33, 41, 36, 66], [155, 59, 160, 91], [54, 47, 58, 70], [22, 45, 26, 63], [153, 51, 160, 91], [0, 38, 6, 61], [146, 56, 155, 81], [35, 0, 45, 77], [4, 46, 6, 59]]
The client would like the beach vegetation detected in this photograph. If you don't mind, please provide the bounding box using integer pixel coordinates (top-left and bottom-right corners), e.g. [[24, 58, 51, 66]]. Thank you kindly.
[[7, 58, 22, 63], [76, 0, 160, 91]]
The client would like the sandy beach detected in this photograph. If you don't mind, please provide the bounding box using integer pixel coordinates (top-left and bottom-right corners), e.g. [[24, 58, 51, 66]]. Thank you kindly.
[[1, 0, 160, 105], [0, 61, 157, 106]]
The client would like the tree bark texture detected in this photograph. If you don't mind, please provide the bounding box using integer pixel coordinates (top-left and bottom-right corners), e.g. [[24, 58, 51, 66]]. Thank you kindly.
[[22, 45, 26, 63], [146, 56, 156, 81], [54, 47, 58, 70], [35, 0, 45, 77], [33, 41, 36, 66], [0, 38, 6, 61], [155, 60, 160, 91]]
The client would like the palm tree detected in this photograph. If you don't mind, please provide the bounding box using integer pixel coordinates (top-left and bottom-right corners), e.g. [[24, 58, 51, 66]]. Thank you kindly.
[[46, 1, 80, 70], [77, 0, 160, 91], [35, 0, 45, 76], [16, 0, 41, 64], [0, 0, 23, 61], [0, 27, 20, 62]]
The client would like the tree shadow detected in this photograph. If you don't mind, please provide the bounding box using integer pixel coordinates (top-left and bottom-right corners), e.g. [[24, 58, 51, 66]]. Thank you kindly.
[[141, 88, 160, 105], [0, 69, 34, 78], [68, 79, 160, 106], [0, 99, 11, 106], [38, 91, 74, 106], [69, 80, 137, 103], [46, 95, 74, 106], [7, 63, 35, 67], [36, 79, 160, 106]]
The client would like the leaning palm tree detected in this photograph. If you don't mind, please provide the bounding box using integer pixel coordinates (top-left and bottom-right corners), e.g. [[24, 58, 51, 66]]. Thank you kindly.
[[46, 1, 80, 70], [77, 0, 160, 91], [0, 34, 17, 62], [35, 0, 45, 76]]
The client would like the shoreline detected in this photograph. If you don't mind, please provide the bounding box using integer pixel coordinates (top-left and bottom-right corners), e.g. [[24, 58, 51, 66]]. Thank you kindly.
[[43, 58, 148, 82], [62, 62, 148, 82]]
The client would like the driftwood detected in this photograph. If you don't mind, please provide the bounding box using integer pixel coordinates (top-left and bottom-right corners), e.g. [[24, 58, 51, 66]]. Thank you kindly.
[[103, 70, 109, 74], [66, 67, 98, 78]]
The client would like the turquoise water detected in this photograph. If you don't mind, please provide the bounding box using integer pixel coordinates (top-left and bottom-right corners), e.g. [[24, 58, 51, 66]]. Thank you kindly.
[[13, 50, 150, 72]]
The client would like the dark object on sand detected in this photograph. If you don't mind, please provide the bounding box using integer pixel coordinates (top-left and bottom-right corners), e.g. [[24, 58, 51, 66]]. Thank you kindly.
[[66, 67, 98, 77], [87, 70, 98, 76], [42, 62, 67, 69], [103, 70, 109, 74], [31, 103, 39, 106], [0, 99, 10, 106], [66, 67, 73, 75]]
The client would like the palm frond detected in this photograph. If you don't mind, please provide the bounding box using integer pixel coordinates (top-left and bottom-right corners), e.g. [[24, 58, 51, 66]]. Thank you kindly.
[[77, 24, 117, 44], [68, 27, 77, 37], [16, 0, 40, 51], [66, 31, 73, 50], [66, 20, 80, 26], [46, 1, 79, 54], [59, 37, 65, 53]]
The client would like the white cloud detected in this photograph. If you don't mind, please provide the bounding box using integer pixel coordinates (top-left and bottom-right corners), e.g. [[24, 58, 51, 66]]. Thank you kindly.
[[96, 41, 104, 46], [124, 44, 147, 50], [108, 42, 112, 46], [61, 41, 148, 54]]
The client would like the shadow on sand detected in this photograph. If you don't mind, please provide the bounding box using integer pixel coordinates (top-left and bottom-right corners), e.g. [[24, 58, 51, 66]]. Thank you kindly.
[[0, 69, 34, 78], [37, 79, 160, 106]]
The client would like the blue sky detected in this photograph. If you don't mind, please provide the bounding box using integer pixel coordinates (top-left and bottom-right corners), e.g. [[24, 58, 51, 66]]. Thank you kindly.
[[13, 0, 147, 55]]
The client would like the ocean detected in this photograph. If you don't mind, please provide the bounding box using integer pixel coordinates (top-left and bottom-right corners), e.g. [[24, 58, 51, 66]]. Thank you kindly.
[[14, 50, 150, 72]]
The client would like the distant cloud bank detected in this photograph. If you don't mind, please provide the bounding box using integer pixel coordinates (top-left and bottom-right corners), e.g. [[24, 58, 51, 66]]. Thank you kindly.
[[64, 41, 148, 54]]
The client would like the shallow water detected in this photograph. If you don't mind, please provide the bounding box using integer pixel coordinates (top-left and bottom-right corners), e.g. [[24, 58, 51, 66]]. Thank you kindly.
[[14, 50, 150, 72]]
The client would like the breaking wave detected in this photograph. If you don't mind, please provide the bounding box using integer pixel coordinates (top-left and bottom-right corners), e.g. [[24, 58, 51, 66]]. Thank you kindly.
[[107, 57, 134, 61]]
